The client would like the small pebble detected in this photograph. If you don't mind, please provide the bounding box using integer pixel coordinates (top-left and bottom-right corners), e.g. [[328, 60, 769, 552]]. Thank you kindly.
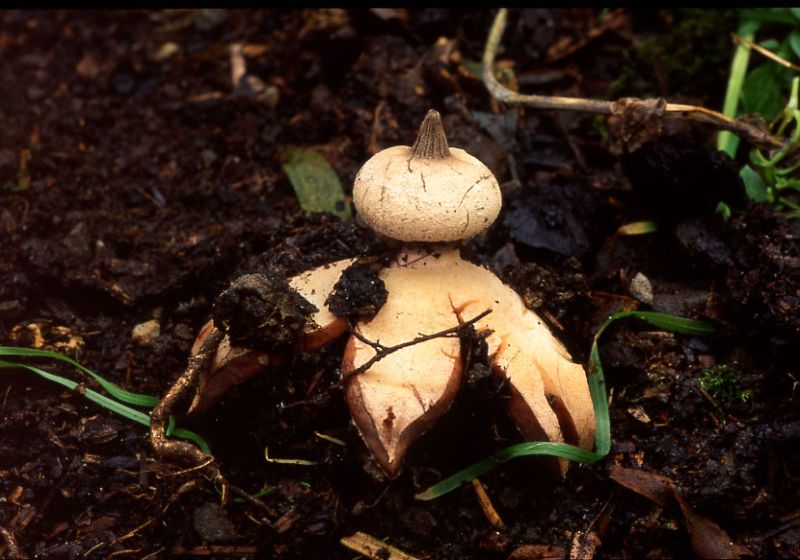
[[154, 42, 180, 61], [629, 271, 654, 304], [131, 319, 160, 347]]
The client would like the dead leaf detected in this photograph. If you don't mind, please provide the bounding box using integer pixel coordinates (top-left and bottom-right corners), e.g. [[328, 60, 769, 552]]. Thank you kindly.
[[569, 530, 600, 560], [608, 98, 666, 155], [609, 465, 749, 559], [627, 405, 651, 424]]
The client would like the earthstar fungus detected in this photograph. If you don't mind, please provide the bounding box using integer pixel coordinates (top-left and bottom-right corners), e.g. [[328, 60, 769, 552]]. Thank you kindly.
[[174, 110, 596, 479], [353, 110, 502, 242]]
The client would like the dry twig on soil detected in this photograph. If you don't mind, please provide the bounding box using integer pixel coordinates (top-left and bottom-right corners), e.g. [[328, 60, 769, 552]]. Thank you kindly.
[[340, 531, 419, 560], [482, 8, 783, 151]]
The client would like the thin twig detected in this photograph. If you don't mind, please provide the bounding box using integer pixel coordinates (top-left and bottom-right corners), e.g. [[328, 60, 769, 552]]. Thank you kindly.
[[344, 309, 493, 379], [732, 32, 800, 72], [340, 532, 419, 560], [482, 8, 783, 150], [471, 479, 506, 531], [351, 329, 387, 352], [159, 456, 216, 479]]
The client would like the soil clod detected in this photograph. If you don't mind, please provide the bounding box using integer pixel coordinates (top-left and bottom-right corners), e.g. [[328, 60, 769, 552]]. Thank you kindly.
[[213, 272, 317, 353]]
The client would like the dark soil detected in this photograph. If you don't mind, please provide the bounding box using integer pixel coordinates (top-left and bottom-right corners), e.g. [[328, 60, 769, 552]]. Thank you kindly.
[[213, 271, 317, 352], [1, 9, 798, 559], [326, 261, 388, 321]]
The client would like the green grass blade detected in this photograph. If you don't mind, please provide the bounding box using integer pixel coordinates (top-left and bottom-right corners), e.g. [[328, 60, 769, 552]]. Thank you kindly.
[[0, 359, 152, 425], [416, 310, 714, 500], [607, 310, 715, 336], [416, 442, 603, 501], [0, 346, 159, 407], [718, 19, 761, 157], [171, 427, 212, 454], [0, 359, 211, 454]]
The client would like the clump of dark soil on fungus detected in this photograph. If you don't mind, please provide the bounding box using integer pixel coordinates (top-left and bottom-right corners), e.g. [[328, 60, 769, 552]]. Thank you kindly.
[[213, 271, 317, 352], [326, 261, 388, 320], [1, 8, 799, 560], [259, 213, 390, 277]]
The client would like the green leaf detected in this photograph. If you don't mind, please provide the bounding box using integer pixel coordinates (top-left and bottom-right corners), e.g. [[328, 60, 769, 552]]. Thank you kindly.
[[741, 64, 784, 121], [283, 149, 351, 220], [740, 164, 769, 202], [715, 201, 732, 222], [791, 7, 800, 21], [790, 30, 800, 60], [759, 38, 780, 52], [415, 310, 714, 500], [740, 8, 798, 25], [776, 37, 795, 62], [459, 58, 483, 80]]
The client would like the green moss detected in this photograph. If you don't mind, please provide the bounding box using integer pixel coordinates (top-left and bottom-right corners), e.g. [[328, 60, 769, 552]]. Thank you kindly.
[[637, 9, 739, 103], [700, 364, 752, 405]]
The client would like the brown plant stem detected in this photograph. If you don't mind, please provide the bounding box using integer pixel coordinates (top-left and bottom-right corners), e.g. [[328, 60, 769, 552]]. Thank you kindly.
[[149, 326, 276, 519], [732, 32, 800, 72], [482, 8, 783, 150]]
